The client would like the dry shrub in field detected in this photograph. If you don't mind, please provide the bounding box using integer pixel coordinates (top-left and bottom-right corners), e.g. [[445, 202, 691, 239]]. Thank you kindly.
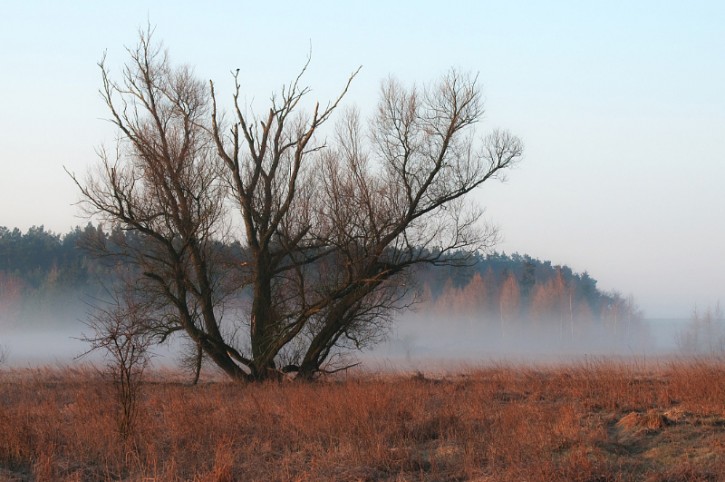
[[666, 359, 725, 411], [82, 287, 154, 443], [617, 410, 670, 433], [0, 366, 120, 480]]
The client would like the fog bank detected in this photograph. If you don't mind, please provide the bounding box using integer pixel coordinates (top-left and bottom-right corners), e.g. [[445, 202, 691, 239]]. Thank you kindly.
[[1, 313, 692, 370], [364, 313, 687, 368]]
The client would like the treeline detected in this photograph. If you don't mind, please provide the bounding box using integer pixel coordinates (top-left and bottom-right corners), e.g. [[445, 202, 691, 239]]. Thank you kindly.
[[414, 252, 644, 343], [0, 225, 641, 337], [0, 225, 112, 328], [0, 225, 105, 288]]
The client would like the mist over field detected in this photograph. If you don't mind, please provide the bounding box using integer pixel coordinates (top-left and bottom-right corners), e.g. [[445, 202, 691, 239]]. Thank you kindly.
[[367, 313, 686, 368], [0, 298, 690, 369]]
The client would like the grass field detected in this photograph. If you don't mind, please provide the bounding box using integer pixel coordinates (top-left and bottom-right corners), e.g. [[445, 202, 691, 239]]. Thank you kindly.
[[1, 359, 725, 481]]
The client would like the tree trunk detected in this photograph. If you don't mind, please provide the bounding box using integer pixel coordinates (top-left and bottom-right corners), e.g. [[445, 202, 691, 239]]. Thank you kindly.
[[191, 341, 202, 386], [249, 254, 279, 379]]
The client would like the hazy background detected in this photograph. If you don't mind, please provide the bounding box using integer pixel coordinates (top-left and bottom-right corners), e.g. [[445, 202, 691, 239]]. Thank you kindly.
[[0, 309, 687, 368], [1, 1, 724, 323]]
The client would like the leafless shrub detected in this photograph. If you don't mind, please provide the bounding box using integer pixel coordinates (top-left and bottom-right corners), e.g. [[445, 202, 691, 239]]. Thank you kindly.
[[82, 286, 154, 440]]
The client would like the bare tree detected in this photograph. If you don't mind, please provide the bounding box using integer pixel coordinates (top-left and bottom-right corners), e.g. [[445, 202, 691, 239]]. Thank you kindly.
[[677, 303, 725, 355], [209, 69, 522, 379], [499, 272, 521, 338], [72, 29, 522, 381]]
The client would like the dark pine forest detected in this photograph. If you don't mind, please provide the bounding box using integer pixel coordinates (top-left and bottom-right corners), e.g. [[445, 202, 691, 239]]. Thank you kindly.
[[0, 225, 643, 341]]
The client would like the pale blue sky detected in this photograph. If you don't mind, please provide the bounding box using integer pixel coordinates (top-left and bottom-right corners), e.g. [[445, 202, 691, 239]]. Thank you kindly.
[[1, 1, 723, 317]]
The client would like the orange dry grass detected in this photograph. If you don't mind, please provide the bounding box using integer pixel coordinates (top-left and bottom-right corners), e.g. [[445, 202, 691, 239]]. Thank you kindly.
[[1, 359, 725, 481]]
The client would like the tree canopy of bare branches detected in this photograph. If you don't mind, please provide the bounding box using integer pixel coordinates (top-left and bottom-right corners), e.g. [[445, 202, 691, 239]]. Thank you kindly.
[[70, 29, 523, 381]]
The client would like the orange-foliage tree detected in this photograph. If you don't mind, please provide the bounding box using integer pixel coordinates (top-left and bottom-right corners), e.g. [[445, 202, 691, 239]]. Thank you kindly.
[[426, 253, 642, 341]]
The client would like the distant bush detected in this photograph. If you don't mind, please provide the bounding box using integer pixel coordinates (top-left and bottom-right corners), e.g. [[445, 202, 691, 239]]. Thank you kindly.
[[677, 303, 725, 355]]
